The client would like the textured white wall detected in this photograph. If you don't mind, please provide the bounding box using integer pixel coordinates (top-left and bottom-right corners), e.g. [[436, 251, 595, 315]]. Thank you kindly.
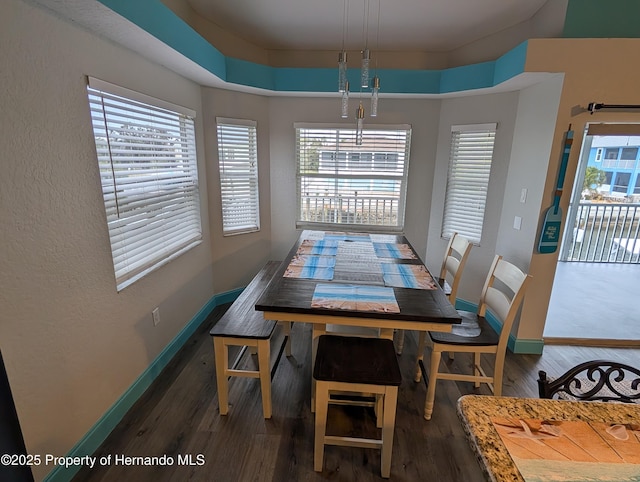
[[1, 1, 216, 479], [200, 87, 273, 292], [426, 92, 520, 304]]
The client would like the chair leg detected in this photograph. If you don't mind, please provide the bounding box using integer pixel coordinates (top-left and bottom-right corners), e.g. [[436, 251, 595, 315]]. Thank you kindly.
[[380, 386, 398, 478], [314, 381, 329, 472], [424, 346, 441, 420], [213, 337, 229, 415], [493, 353, 505, 396], [257, 339, 272, 419], [414, 331, 427, 382], [473, 352, 481, 389], [394, 329, 405, 355]]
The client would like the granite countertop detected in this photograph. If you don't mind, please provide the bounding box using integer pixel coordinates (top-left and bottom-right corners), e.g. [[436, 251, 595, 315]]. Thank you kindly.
[[457, 395, 640, 482]]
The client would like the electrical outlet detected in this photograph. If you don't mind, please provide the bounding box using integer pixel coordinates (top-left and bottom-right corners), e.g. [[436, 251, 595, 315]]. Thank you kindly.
[[152, 307, 160, 326]]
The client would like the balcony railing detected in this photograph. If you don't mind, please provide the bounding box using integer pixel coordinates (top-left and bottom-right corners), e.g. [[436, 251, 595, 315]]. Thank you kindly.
[[300, 195, 398, 226], [563, 202, 640, 263]]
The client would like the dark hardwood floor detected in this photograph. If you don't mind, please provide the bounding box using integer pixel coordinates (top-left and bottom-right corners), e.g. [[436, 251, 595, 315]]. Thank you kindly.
[[73, 305, 640, 481]]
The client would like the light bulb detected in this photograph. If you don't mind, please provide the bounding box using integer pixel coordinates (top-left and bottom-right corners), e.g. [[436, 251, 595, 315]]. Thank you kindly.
[[338, 51, 348, 93], [360, 49, 370, 88], [370, 76, 380, 117], [341, 81, 350, 118]]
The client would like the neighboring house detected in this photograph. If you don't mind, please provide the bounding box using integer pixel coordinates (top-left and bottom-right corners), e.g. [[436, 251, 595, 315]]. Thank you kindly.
[[587, 136, 640, 199]]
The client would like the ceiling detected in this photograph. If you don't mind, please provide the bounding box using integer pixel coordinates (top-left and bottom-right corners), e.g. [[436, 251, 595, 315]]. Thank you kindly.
[[186, 0, 556, 52]]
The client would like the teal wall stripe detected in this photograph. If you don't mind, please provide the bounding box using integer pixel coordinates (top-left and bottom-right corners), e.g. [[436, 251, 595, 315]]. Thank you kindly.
[[43, 288, 243, 482], [95, 0, 528, 96], [455, 299, 543, 355], [563, 0, 640, 39], [494, 41, 528, 85], [440, 61, 495, 93]]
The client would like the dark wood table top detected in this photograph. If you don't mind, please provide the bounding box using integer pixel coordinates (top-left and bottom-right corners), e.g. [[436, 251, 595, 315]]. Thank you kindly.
[[255, 230, 460, 330]]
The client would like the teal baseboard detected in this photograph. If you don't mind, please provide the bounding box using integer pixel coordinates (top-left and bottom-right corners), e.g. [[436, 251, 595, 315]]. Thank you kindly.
[[43, 288, 243, 482], [454, 299, 544, 355]]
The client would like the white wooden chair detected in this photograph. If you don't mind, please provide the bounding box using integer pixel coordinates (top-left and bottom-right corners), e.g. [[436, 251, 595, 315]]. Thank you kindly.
[[420, 255, 531, 420], [398, 232, 472, 356]]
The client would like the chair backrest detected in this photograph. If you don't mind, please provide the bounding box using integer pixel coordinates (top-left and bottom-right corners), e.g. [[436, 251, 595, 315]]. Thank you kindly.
[[478, 255, 531, 352], [538, 360, 640, 403], [439, 233, 472, 305]]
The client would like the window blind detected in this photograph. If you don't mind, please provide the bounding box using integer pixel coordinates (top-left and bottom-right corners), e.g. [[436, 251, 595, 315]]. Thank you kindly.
[[442, 124, 497, 244], [295, 125, 411, 231], [216, 118, 260, 235], [87, 81, 202, 291]]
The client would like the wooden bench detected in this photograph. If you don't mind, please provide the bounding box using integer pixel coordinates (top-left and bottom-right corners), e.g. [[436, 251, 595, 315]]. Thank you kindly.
[[210, 261, 290, 419]]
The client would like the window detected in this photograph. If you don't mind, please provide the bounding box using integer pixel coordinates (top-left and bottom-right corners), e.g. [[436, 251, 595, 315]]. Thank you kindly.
[[87, 78, 201, 291], [295, 124, 411, 231], [442, 124, 497, 244], [620, 147, 638, 169], [216, 118, 260, 235], [613, 172, 631, 193]]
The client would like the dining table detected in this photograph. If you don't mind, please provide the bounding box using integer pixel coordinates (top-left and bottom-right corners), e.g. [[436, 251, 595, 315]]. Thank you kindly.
[[255, 229, 461, 378], [457, 394, 640, 482]]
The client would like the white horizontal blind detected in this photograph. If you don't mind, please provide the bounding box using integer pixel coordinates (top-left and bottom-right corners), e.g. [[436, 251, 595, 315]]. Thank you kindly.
[[216, 118, 260, 235], [87, 83, 201, 291], [296, 125, 411, 230], [442, 124, 497, 244]]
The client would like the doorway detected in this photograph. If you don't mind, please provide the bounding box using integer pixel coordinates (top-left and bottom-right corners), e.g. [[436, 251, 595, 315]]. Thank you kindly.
[[544, 123, 640, 344]]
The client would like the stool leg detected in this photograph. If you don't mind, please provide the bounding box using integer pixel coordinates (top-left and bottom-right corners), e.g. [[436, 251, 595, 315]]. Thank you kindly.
[[381, 386, 398, 478], [257, 339, 272, 419], [311, 325, 326, 412], [213, 337, 229, 415], [375, 394, 383, 429], [314, 381, 329, 472]]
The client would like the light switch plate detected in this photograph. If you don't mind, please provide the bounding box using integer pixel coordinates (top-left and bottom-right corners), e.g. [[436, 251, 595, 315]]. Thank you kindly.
[[513, 216, 522, 230]]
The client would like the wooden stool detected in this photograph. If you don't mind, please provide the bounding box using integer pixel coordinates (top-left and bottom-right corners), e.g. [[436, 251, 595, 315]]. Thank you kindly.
[[313, 335, 401, 478]]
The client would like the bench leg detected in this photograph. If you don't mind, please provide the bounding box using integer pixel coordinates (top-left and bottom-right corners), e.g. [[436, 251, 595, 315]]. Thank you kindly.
[[212, 337, 230, 415], [257, 339, 272, 419]]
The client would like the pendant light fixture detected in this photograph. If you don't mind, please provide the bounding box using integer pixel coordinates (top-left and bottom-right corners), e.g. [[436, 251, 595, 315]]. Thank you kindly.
[[360, 0, 370, 89], [370, 0, 381, 117], [338, 0, 348, 93], [356, 102, 365, 146], [341, 81, 350, 118]]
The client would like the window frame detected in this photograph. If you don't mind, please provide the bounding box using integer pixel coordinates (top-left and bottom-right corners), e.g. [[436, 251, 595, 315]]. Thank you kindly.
[[295, 123, 412, 233], [441, 123, 497, 245], [215, 117, 260, 236], [87, 77, 202, 291]]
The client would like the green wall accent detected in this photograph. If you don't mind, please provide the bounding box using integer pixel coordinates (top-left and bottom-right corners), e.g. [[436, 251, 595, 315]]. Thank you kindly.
[[564, 0, 640, 38], [43, 287, 243, 482]]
